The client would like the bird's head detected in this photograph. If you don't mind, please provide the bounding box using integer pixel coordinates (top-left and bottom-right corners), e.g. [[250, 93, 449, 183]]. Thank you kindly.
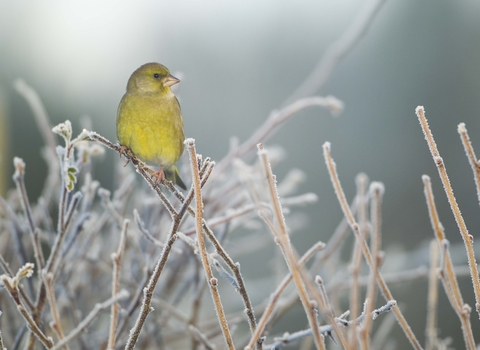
[[126, 62, 180, 94]]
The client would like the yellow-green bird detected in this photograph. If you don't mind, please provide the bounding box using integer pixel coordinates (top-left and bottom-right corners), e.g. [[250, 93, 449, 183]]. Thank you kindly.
[[116, 62, 186, 189]]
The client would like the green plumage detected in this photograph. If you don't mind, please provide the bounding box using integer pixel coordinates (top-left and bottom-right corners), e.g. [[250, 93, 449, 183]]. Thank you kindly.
[[116, 62, 186, 189]]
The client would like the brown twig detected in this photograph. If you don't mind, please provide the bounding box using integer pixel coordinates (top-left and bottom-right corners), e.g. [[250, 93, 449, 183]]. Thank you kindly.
[[323, 141, 423, 350], [164, 170, 262, 349], [416, 106, 480, 317], [107, 219, 129, 350], [425, 240, 439, 350], [244, 241, 325, 350], [186, 138, 234, 349], [457, 123, 480, 207], [13, 158, 45, 269], [360, 182, 384, 349], [0, 253, 34, 310], [422, 175, 475, 349], [13, 79, 59, 207], [257, 143, 326, 350], [348, 173, 369, 349], [216, 96, 343, 174], [1, 264, 53, 349], [42, 271, 68, 349], [85, 132, 200, 349], [50, 290, 129, 350], [285, 0, 386, 103]]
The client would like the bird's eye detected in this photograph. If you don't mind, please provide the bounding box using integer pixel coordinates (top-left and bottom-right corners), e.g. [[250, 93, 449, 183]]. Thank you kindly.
[[153, 73, 160, 79]]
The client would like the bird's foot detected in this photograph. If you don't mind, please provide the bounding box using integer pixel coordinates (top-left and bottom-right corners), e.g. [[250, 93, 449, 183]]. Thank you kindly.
[[118, 145, 130, 166], [151, 168, 165, 186]]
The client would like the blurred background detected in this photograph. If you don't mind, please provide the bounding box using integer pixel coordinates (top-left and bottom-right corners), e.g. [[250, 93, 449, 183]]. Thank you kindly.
[[1, 0, 480, 348]]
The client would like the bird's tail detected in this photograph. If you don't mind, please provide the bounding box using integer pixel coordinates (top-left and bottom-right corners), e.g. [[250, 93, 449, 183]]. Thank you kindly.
[[166, 165, 187, 190]]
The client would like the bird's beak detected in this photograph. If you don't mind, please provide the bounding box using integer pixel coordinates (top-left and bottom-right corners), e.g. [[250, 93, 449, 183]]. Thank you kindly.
[[164, 74, 180, 87]]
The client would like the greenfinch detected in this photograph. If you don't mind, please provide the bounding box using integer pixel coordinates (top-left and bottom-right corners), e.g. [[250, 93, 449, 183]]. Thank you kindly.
[[116, 62, 186, 189]]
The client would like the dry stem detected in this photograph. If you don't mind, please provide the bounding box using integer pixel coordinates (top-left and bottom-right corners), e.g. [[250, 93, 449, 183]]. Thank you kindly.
[[257, 143, 326, 350], [42, 271, 68, 349], [457, 123, 480, 207], [416, 106, 480, 317], [323, 141, 423, 350], [107, 219, 129, 350], [286, 0, 387, 102], [244, 241, 326, 350], [50, 291, 129, 350], [426, 240, 439, 350], [186, 138, 234, 349], [422, 175, 476, 349]]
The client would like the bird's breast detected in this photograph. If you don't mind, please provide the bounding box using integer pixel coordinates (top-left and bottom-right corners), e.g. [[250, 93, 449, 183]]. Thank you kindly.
[[116, 92, 184, 167]]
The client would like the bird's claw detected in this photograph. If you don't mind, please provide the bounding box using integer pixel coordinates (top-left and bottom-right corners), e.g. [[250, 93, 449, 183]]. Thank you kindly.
[[151, 168, 165, 187], [118, 145, 130, 167]]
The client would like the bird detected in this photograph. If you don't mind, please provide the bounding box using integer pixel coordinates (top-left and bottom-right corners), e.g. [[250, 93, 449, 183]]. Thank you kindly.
[[116, 62, 187, 189]]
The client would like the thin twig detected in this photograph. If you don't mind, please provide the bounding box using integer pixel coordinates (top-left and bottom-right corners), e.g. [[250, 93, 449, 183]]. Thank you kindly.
[[13, 79, 59, 206], [257, 143, 325, 350], [201, 224, 261, 349], [115, 266, 150, 345], [244, 241, 325, 350], [164, 169, 261, 348], [188, 325, 217, 350], [87, 132, 178, 217], [0, 253, 34, 310], [134, 209, 182, 254], [87, 132, 200, 349], [264, 300, 396, 349], [457, 123, 480, 207], [107, 219, 129, 350], [216, 96, 343, 174], [348, 173, 369, 349], [422, 175, 475, 349], [13, 158, 45, 269], [323, 142, 423, 350], [50, 290, 129, 350], [416, 106, 480, 317], [1, 264, 53, 349], [360, 182, 384, 348], [186, 138, 234, 349], [426, 240, 439, 350], [286, 0, 386, 103], [124, 226, 180, 349], [42, 271, 68, 349]]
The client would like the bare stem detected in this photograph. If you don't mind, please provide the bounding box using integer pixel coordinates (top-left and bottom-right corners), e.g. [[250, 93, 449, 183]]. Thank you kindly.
[[216, 96, 343, 174], [348, 173, 369, 349], [360, 182, 384, 348], [257, 143, 326, 350], [1, 264, 53, 349], [87, 132, 178, 217], [13, 158, 45, 269], [416, 106, 480, 317], [165, 169, 261, 348], [186, 138, 234, 349], [51, 290, 129, 350], [107, 219, 129, 350], [422, 175, 476, 349], [13, 79, 59, 206], [323, 141, 423, 350], [124, 223, 180, 349], [244, 241, 325, 350], [457, 123, 480, 207], [425, 240, 439, 350], [286, 0, 386, 103], [42, 271, 68, 349]]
